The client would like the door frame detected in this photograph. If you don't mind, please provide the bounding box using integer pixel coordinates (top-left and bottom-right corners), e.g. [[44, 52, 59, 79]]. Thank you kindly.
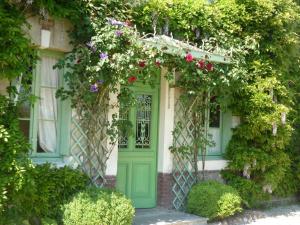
[[116, 80, 161, 208]]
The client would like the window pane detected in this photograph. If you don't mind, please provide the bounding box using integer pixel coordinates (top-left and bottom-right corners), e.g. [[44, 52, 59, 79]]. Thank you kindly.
[[38, 120, 57, 152], [209, 107, 220, 128], [207, 127, 221, 154], [18, 101, 31, 118], [39, 88, 57, 120], [37, 56, 59, 153], [19, 120, 30, 140], [135, 94, 152, 149], [40, 57, 59, 87]]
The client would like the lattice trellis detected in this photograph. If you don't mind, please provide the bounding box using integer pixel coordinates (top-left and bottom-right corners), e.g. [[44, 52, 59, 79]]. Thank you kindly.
[[69, 110, 109, 187], [172, 96, 197, 210]]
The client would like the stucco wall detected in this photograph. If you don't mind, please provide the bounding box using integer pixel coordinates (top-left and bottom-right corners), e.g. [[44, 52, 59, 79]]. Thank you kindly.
[[24, 16, 72, 52], [0, 80, 9, 95]]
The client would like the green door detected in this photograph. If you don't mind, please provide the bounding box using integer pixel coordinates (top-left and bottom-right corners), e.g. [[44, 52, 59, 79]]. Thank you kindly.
[[116, 83, 159, 208]]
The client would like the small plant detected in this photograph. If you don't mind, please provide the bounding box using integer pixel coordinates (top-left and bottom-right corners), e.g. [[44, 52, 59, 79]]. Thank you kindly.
[[187, 180, 242, 220], [62, 187, 135, 225]]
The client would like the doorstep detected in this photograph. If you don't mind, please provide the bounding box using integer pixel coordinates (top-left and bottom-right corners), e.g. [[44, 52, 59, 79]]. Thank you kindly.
[[133, 208, 207, 225]]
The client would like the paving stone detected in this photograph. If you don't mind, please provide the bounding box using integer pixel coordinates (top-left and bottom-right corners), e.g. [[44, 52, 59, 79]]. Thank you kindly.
[[133, 208, 207, 225]]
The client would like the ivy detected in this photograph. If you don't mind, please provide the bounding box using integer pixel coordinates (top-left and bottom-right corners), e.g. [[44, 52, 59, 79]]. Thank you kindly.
[[0, 2, 36, 80], [1, 0, 300, 209], [134, 0, 300, 202]]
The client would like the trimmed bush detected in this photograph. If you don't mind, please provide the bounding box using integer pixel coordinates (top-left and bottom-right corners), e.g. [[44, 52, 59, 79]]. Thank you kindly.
[[187, 180, 242, 220], [63, 187, 135, 225]]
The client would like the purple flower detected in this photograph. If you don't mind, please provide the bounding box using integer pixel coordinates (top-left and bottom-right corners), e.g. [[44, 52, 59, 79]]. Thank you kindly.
[[99, 53, 108, 60], [115, 30, 123, 37], [97, 80, 104, 85], [86, 41, 97, 52], [90, 84, 98, 93], [107, 18, 125, 26]]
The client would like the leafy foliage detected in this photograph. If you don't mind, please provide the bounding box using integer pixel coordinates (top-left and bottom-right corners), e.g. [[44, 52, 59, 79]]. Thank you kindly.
[[0, 96, 33, 223], [3, 163, 89, 224], [62, 187, 135, 225], [0, 2, 36, 80], [24, 164, 89, 222], [187, 181, 242, 220], [135, 0, 300, 202], [55, 18, 161, 183]]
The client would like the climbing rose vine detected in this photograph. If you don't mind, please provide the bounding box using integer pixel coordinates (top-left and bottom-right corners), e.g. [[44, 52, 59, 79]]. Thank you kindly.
[[55, 18, 161, 185]]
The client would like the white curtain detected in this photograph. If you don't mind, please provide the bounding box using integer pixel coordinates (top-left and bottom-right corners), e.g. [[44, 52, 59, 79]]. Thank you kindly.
[[38, 57, 58, 153]]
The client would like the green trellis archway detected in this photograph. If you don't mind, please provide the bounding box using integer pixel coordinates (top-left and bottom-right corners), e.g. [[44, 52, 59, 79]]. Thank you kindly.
[[142, 35, 232, 210]]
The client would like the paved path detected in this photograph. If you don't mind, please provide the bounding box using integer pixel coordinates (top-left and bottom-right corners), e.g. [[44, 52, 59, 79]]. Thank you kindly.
[[246, 204, 300, 225], [134, 204, 300, 225], [211, 204, 300, 225], [134, 208, 206, 225]]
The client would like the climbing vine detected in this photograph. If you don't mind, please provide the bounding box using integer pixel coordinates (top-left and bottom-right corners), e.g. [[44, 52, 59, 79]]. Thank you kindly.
[[134, 0, 300, 204], [2, 0, 300, 207]]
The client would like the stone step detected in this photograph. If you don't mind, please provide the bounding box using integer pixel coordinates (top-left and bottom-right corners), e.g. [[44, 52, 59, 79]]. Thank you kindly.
[[133, 208, 207, 225]]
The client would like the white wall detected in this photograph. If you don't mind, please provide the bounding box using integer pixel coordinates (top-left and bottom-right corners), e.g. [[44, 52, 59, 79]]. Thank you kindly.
[[157, 69, 175, 174], [25, 16, 72, 52], [105, 88, 119, 176]]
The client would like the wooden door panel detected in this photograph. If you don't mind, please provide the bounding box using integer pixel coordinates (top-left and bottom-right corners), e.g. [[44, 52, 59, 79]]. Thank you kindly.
[[116, 162, 130, 195], [117, 84, 159, 208]]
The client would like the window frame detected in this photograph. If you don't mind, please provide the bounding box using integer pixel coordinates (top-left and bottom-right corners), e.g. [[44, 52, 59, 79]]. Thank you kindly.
[[203, 106, 232, 160], [28, 50, 69, 160]]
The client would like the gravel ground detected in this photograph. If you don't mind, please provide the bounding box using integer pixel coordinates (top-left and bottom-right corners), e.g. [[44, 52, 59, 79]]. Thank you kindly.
[[210, 204, 300, 225]]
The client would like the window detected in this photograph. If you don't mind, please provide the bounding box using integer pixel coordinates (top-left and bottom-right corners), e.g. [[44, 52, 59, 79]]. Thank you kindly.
[[18, 50, 70, 160], [207, 106, 223, 158], [199, 101, 233, 160]]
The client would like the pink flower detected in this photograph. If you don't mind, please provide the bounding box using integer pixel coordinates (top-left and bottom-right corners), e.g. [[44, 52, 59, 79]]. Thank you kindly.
[[206, 63, 214, 71], [128, 76, 137, 83], [125, 20, 132, 26], [196, 60, 205, 70], [138, 61, 146, 68], [185, 53, 194, 62]]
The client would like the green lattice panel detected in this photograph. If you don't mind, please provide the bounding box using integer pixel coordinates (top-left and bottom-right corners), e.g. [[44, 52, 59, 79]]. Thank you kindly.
[[172, 97, 197, 210], [69, 110, 107, 187]]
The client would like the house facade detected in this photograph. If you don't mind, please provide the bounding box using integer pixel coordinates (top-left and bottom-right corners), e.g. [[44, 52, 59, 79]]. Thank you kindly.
[[1, 17, 240, 209]]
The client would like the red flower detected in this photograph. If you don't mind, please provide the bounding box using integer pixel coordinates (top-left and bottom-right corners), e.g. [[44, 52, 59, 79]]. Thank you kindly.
[[206, 63, 214, 71], [155, 60, 161, 67], [76, 59, 81, 64], [138, 61, 146, 68], [185, 53, 194, 62], [128, 76, 137, 83], [196, 60, 205, 70]]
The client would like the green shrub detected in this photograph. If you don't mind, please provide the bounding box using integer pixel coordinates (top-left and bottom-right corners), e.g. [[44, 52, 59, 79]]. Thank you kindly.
[[63, 187, 135, 225], [41, 218, 58, 225], [21, 163, 90, 222], [0, 96, 34, 223], [221, 170, 270, 208], [187, 180, 242, 220]]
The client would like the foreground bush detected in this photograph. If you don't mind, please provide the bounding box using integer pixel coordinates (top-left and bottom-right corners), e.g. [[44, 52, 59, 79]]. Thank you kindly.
[[63, 187, 135, 225], [0, 96, 33, 224], [187, 180, 242, 220], [24, 164, 89, 222]]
